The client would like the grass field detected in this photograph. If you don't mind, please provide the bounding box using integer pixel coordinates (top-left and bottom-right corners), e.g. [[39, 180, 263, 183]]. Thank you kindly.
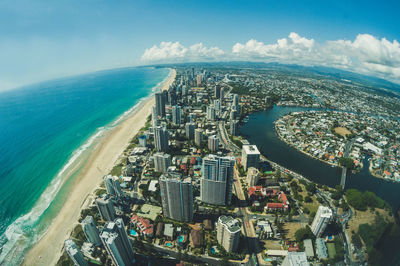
[[327, 242, 336, 259], [334, 127, 351, 138]]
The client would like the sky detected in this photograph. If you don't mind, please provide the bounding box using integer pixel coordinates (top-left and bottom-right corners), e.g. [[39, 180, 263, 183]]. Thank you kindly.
[[0, 0, 399, 91]]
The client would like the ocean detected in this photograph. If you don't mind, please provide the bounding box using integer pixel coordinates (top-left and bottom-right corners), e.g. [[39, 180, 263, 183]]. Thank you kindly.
[[0, 67, 170, 265]]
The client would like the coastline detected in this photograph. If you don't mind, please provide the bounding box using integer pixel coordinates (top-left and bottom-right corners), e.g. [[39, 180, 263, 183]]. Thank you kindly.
[[22, 68, 176, 266]]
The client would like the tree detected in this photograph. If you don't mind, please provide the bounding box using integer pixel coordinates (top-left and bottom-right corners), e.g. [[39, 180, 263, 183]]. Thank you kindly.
[[339, 157, 355, 169], [294, 226, 315, 242]]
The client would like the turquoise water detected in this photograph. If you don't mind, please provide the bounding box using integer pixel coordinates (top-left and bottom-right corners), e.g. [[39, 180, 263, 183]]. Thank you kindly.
[[178, 235, 184, 243], [165, 243, 173, 247], [130, 229, 137, 236], [0, 67, 170, 265]]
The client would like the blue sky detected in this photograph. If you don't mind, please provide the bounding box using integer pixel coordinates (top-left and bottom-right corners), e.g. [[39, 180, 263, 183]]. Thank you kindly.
[[1, 0, 399, 90]]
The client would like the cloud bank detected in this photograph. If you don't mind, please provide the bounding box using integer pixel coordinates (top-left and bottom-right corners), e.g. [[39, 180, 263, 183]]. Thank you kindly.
[[141, 33, 400, 84]]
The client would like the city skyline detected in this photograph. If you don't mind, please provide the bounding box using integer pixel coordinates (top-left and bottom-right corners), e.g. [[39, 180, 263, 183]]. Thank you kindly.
[[1, 1, 400, 91]]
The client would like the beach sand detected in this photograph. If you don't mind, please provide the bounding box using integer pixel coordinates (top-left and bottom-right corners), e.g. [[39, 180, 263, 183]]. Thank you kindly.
[[22, 69, 176, 266]]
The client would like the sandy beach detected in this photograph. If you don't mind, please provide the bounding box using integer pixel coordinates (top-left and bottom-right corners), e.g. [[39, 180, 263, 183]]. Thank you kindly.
[[23, 68, 176, 266]]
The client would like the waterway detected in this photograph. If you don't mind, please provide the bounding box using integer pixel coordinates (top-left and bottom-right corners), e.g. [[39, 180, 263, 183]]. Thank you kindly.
[[240, 105, 400, 211]]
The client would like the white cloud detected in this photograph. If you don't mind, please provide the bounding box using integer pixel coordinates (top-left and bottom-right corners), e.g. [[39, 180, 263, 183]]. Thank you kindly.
[[142, 33, 400, 84], [141, 41, 224, 62]]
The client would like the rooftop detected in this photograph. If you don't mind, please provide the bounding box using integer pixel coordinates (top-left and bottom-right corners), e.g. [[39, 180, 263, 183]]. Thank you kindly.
[[243, 145, 260, 155]]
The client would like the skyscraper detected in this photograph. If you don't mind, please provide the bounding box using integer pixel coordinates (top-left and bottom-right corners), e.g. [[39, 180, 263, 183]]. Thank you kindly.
[[65, 239, 88, 266], [154, 126, 168, 152], [159, 175, 193, 222], [82, 215, 102, 246], [196, 74, 202, 86], [201, 155, 235, 205], [151, 105, 158, 128], [154, 152, 171, 173], [311, 206, 333, 237], [168, 89, 177, 106], [206, 105, 216, 121], [214, 99, 221, 116], [216, 216, 241, 252], [96, 195, 115, 222], [220, 87, 225, 101], [103, 175, 123, 198], [214, 85, 221, 99], [185, 122, 196, 140], [100, 218, 135, 266], [241, 145, 260, 171], [229, 120, 239, 136], [194, 128, 203, 147], [155, 92, 166, 117], [172, 105, 182, 125], [208, 135, 219, 152]]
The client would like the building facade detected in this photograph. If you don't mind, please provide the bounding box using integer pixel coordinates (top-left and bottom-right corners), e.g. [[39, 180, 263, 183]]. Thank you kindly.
[[201, 155, 235, 205], [100, 218, 135, 266], [172, 105, 182, 125], [311, 206, 333, 237], [154, 126, 169, 152], [208, 135, 219, 152], [155, 92, 166, 117], [103, 175, 123, 198], [96, 195, 115, 222], [159, 175, 193, 222], [82, 215, 102, 246], [241, 145, 260, 171], [216, 216, 241, 252], [65, 239, 88, 266], [154, 152, 171, 173], [194, 128, 203, 147]]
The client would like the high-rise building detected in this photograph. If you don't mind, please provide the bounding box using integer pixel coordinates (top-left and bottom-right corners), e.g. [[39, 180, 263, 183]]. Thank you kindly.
[[230, 110, 237, 120], [229, 120, 239, 136], [216, 216, 241, 252], [241, 145, 260, 171], [214, 99, 221, 116], [232, 94, 239, 107], [311, 206, 333, 237], [206, 105, 216, 121], [194, 128, 203, 147], [103, 175, 123, 198], [154, 126, 169, 152], [65, 239, 88, 266], [196, 74, 202, 86], [154, 152, 171, 173], [159, 175, 193, 222], [82, 215, 102, 246], [96, 195, 115, 221], [220, 87, 225, 101], [247, 167, 260, 186], [191, 67, 195, 79], [201, 155, 235, 205], [185, 122, 196, 140], [168, 89, 177, 106], [172, 105, 182, 125], [208, 135, 219, 152], [151, 105, 158, 128], [214, 85, 221, 99], [100, 218, 135, 266], [155, 92, 166, 117]]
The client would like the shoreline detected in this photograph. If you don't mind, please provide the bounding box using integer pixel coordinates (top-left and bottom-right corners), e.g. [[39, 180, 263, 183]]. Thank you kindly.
[[23, 69, 176, 266]]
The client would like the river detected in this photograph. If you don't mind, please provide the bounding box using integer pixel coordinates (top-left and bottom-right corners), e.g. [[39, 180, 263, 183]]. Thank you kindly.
[[240, 105, 400, 211]]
